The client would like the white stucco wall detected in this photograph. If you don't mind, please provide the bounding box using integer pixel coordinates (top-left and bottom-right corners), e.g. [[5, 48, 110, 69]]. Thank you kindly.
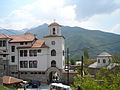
[[49, 26, 61, 36], [8, 42, 33, 65], [19, 48, 48, 71], [97, 56, 111, 67], [45, 36, 65, 69]]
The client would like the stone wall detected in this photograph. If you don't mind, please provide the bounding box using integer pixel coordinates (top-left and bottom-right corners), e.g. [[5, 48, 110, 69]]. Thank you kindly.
[[18, 71, 47, 82]]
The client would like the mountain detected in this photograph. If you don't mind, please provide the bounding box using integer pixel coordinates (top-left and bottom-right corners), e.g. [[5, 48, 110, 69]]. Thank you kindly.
[[0, 24, 120, 58], [27, 24, 120, 58], [0, 28, 24, 35]]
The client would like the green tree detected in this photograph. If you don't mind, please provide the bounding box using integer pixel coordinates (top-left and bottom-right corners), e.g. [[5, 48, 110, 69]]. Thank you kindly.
[[83, 48, 89, 60], [72, 68, 120, 90]]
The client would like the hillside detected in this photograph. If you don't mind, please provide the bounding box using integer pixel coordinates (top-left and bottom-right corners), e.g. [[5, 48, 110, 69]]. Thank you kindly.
[[27, 24, 120, 58], [0, 24, 120, 58]]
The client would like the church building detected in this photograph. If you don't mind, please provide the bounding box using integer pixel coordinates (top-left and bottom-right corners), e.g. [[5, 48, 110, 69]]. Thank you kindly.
[[0, 22, 65, 82]]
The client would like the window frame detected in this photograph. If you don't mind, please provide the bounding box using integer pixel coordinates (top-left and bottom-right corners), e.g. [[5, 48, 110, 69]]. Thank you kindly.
[[51, 49, 56, 56]]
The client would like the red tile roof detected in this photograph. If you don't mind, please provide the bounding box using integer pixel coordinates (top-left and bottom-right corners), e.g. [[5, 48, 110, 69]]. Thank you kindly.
[[0, 34, 10, 39], [9, 35, 35, 42], [48, 22, 61, 27], [3, 76, 23, 84], [32, 40, 48, 48], [17, 40, 49, 49]]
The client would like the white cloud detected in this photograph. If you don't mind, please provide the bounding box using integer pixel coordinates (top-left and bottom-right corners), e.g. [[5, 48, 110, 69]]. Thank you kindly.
[[0, 0, 77, 30], [111, 24, 120, 34], [75, 8, 120, 34], [0, 0, 120, 35]]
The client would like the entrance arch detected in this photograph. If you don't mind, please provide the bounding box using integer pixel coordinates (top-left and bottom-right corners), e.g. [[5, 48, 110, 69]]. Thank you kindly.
[[46, 67, 62, 83]]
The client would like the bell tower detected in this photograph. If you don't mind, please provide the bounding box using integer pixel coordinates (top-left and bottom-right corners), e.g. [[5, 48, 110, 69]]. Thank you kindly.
[[44, 22, 65, 70], [48, 22, 62, 36]]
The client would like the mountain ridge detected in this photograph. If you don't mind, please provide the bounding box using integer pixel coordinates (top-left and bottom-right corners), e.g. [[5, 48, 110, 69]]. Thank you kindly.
[[0, 24, 120, 58]]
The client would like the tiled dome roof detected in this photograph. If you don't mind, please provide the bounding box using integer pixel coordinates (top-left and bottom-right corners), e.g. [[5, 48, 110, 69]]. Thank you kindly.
[[48, 22, 61, 27], [97, 52, 112, 57]]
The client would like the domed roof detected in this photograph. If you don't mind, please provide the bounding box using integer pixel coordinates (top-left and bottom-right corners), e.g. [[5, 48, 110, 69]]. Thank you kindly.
[[97, 52, 112, 57], [48, 22, 61, 27]]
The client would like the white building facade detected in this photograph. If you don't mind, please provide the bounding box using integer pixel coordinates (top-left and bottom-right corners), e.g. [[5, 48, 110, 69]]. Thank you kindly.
[[0, 22, 65, 82]]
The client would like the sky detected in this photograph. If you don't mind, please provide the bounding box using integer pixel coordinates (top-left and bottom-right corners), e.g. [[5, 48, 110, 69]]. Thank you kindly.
[[0, 0, 120, 34]]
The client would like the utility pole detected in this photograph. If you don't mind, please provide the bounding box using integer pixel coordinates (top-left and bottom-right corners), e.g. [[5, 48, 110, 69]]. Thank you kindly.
[[81, 56, 84, 77], [67, 48, 69, 85]]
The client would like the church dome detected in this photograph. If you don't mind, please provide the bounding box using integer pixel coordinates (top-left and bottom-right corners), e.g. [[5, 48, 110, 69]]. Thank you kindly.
[[97, 52, 112, 57], [48, 22, 61, 27]]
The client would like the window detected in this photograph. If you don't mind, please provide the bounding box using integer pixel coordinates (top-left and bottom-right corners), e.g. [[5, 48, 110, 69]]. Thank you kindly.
[[38, 49, 41, 53], [51, 49, 56, 56], [4, 64, 5, 70], [11, 56, 15, 62], [51, 41, 55, 45], [20, 42, 24, 45], [51, 60, 56, 67], [29, 61, 37, 68], [53, 28, 56, 35], [0, 41, 2, 47], [29, 50, 37, 56], [29, 50, 33, 56], [34, 50, 37, 56], [3, 55, 6, 57], [24, 50, 27, 56], [98, 59, 100, 63], [20, 50, 23, 57], [3, 40, 6, 47], [11, 46, 15, 52], [0, 40, 6, 47], [103, 59, 106, 63], [25, 42, 27, 45], [20, 50, 28, 57], [20, 61, 28, 68], [63, 50, 65, 56], [38, 72, 41, 74]]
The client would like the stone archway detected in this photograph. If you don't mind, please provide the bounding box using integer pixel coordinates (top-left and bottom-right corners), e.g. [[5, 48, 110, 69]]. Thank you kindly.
[[46, 67, 62, 83]]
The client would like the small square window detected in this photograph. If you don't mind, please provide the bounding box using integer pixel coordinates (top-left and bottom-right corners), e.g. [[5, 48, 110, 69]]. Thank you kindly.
[[25, 72, 27, 74], [38, 49, 41, 53], [34, 72, 37, 74], [20, 42, 24, 45], [38, 72, 41, 74], [3, 55, 6, 57], [21, 72, 24, 74], [25, 42, 27, 45]]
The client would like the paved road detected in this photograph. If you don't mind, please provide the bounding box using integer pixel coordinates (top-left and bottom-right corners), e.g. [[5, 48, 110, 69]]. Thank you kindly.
[[18, 84, 49, 90]]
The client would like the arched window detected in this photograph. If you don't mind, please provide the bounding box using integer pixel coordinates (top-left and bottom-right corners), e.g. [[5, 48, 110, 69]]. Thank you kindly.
[[53, 28, 56, 35], [103, 59, 106, 63], [51, 60, 56, 67], [51, 49, 56, 56]]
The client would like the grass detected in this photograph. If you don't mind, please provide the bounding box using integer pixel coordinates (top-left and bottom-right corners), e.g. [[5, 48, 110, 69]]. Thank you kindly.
[[0, 84, 17, 90]]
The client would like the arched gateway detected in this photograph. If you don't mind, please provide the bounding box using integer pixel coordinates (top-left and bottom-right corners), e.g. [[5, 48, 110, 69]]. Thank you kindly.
[[46, 67, 62, 83]]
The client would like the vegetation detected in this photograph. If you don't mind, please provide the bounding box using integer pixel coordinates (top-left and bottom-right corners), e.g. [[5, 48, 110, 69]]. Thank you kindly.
[[72, 68, 120, 90], [0, 85, 17, 90], [83, 48, 89, 60], [1, 24, 120, 58]]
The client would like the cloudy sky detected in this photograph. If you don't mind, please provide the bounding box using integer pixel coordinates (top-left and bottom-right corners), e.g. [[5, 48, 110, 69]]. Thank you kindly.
[[0, 0, 120, 34]]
